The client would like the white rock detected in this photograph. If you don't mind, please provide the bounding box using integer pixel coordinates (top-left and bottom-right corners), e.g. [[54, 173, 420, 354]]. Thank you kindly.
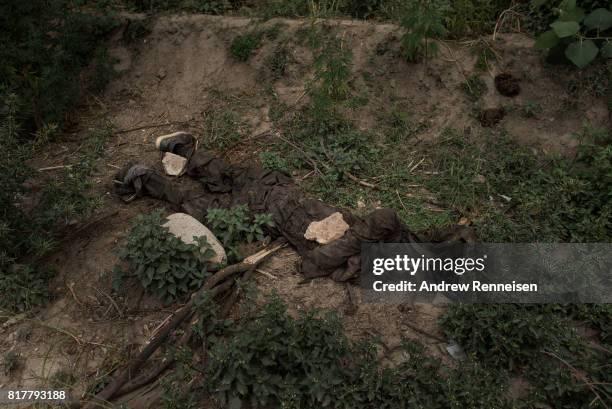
[[304, 212, 350, 244], [163, 213, 226, 265], [161, 152, 188, 176]]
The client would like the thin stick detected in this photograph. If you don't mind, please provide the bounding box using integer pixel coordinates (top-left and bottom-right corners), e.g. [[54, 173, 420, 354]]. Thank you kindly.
[[115, 121, 189, 134], [38, 165, 72, 171]]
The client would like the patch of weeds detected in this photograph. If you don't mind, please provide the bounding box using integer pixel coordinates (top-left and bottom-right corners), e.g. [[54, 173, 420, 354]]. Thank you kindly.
[[0, 264, 54, 312], [206, 205, 274, 262], [2, 351, 21, 375], [520, 100, 543, 118], [49, 370, 77, 388], [123, 18, 151, 43], [472, 39, 498, 71], [201, 90, 252, 150], [309, 34, 352, 101], [261, 45, 291, 80], [113, 210, 215, 304], [399, 0, 447, 61], [440, 304, 573, 370], [566, 61, 611, 98], [460, 74, 488, 101], [88, 47, 117, 93], [230, 31, 263, 61], [165, 295, 511, 409], [441, 303, 612, 408], [259, 150, 290, 173], [419, 125, 611, 242], [126, 0, 230, 13]]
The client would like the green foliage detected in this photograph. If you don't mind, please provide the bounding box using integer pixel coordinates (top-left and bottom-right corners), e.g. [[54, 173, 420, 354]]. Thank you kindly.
[[126, 0, 230, 13], [440, 304, 572, 369], [310, 34, 352, 101], [197, 296, 512, 409], [534, 0, 612, 68], [399, 0, 447, 61], [0, 0, 119, 129], [440, 303, 612, 407], [421, 126, 611, 242], [262, 45, 291, 80], [230, 32, 263, 61], [0, 265, 54, 313], [0, 96, 110, 313], [259, 151, 291, 173], [114, 210, 214, 304], [460, 74, 488, 101], [2, 351, 21, 375], [206, 205, 274, 262]]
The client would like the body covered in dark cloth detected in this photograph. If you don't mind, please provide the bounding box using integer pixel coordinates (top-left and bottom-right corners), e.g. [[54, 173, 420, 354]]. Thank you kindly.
[[116, 140, 474, 280]]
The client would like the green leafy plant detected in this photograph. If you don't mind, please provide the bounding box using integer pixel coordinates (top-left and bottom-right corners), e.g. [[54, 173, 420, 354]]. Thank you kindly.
[[534, 0, 612, 68], [460, 74, 488, 100], [197, 296, 512, 409], [2, 351, 21, 375], [114, 210, 214, 304], [206, 205, 274, 262], [230, 32, 263, 61], [399, 0, 447, 61], [259, 151, 291, 173]]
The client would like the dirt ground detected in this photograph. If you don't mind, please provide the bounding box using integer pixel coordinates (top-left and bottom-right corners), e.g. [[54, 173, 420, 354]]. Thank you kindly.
[[1, 14, 608, 406]]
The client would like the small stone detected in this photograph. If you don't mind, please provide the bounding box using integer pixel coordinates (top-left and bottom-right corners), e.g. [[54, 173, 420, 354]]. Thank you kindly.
[[163, 213, 227, 265], [161, 152, 187, 176], [304, 212, 350, 244]]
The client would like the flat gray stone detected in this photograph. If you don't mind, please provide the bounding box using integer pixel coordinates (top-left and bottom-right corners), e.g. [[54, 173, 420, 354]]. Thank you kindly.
[[163, 213, 226, 265]]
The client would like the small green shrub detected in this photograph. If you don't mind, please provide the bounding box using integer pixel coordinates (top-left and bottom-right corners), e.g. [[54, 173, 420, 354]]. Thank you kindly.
[[399, 0, 447, 61], [259, 151, 291, 173], [0, 265, 54, 312], [262, 45, 291, 80], [2, 351, 21, 375], [460, 74, 488, 100], [206, 205, 274, 262], [114, 210, 214, 304], [230, 32, 263, 61], [440, 304, 572, 369], [199, 296, 511, 409], [534, 0, 612, 68]]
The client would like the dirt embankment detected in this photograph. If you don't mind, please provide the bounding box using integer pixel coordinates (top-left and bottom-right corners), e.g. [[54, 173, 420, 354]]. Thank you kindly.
[[1, 14, 608, 405]]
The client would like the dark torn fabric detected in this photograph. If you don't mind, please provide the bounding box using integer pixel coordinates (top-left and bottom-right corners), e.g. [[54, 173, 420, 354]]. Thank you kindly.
[[116, 151, 475, 280]]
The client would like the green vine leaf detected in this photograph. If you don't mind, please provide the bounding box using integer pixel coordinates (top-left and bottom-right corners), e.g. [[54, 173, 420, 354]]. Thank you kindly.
[[565, 40, 599, 68], [559, 7, 585, 23], [535, 30, 560, 49], [550, 21, 580, 38], [601, 42, 612, 58], [583, 8, 612, 31]]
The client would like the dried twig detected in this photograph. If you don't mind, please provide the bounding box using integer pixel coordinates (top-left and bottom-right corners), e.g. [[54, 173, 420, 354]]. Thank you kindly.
[[115, 121, 190, 135]]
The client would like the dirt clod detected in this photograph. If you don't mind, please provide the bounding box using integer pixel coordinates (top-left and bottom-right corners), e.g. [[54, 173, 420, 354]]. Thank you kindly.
[[494, 73, 520, 97], [479, 107, 505, 127]]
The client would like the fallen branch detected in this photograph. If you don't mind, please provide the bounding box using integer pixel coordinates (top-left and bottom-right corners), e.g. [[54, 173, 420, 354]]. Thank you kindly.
[[81, 239, 286, 408], [115, 121, 190, 135]]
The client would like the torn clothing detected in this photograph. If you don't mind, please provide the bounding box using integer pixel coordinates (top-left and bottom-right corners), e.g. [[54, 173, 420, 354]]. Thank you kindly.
[[116, 151, 474, 280]]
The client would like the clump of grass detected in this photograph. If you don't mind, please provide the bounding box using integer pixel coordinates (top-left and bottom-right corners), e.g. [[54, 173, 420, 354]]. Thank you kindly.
[[460, 74, 488, 101], [230, 31, 262, 61]]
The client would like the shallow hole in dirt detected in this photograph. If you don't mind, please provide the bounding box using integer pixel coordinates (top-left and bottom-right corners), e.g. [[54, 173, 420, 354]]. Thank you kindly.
[[495, 73, 520, 97]]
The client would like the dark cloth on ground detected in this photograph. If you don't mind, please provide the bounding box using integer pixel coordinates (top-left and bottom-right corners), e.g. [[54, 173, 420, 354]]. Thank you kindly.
[[116, 151, 474, 280]]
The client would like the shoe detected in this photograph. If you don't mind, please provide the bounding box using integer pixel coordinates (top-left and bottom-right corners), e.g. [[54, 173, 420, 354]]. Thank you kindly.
[[155, 131, 196, 157]]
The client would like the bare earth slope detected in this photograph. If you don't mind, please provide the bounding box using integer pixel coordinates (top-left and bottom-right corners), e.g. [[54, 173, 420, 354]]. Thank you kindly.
[[1, 14, 608, 406]]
